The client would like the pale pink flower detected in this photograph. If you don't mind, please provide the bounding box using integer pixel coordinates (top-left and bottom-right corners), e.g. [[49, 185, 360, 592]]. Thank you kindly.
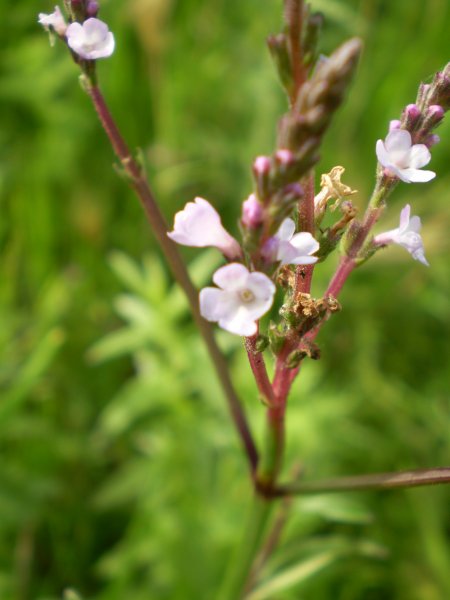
[[168, 197, 241, 259], [262, 218, 319, 266], [38, 6, 67, 36], [199, 264, 275, 336], [376, 130, 435, 183], [374, 204, 428, 266], [66, 18, 115, 60]]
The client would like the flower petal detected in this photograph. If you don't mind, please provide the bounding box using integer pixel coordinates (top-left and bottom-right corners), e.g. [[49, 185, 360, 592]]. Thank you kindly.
[[199, 288, 224, 321], [289, 255, 319, 265], [398, 204, 411, 230], [384, 129, 412, 153], [408, 144, 431, 169], [212, 263, 249, 291], [276, 218, 296, 241], [400, 168, 436, 183], [375, 140, 393, 168], [219, 309, 258, 336], [289, 232, 320, 255], [407, 215, 422, 233]]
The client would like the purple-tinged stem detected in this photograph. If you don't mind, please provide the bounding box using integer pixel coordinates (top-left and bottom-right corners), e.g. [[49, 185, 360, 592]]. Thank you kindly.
[[271, 466, 450, 496], [85, 83, 259, 473], [284, 0, 306, 104], [326, 255, 356, 298], [245, 333, 275, 407], [296, 170, 316, 295]]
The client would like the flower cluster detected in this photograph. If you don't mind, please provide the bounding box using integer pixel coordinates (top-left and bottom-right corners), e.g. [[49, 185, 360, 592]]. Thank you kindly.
[[168, 197, 320, 336], [38, 4, 115, 60]]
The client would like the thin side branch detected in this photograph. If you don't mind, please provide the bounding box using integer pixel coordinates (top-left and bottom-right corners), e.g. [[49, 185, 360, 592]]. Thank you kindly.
[[85, 83, 259, 473], [271, 467, 450, 496]]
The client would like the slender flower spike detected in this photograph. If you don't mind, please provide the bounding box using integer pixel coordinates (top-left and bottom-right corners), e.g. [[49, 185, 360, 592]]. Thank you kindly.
[[373, 204, 429, 266], [199, 264, 276, 336], [168, 197, 241, 260], [66, 18, 115, 60], [38, 6, 67, 36], [262, 218, 320, 266], [376, 130, 435, 183]]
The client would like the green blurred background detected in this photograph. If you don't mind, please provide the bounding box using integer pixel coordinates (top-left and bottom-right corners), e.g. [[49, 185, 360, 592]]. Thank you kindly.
[[1, 0, 449, 598]]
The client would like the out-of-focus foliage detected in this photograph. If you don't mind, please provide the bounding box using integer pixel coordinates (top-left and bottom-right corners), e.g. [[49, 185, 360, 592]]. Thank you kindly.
[[0, 0, 449, 598]]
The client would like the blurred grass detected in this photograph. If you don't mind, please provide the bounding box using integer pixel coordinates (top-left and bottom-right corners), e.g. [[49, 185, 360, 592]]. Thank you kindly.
[[0, 0, 449, 598]]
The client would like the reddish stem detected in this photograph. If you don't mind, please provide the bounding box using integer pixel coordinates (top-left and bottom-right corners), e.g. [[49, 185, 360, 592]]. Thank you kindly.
[[295, 170, 316, 295], [86, 83, 259, 473], [245, 334, 275, 406]]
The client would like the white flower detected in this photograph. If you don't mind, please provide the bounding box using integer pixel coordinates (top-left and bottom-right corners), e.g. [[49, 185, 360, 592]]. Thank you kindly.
[[66, 18, 115, 60], [38, 6, 67, 36], [262, 218, 319, 266], [199, 264, 275, 336], [373, 204, 429, 266], [375, 130, 435, 183], [168, 197, 241, 259]]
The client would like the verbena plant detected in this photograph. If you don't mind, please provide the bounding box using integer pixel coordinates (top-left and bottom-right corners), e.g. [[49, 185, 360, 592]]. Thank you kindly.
[[37, 1, 449, 598]]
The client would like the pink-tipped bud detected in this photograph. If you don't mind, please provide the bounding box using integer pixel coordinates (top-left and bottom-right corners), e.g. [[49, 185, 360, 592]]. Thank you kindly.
[[389, 119, 401, 132], [404, 103, 421, 126], [253, 155, 271, 175], [427, 104, 445, 122], [241, 194, 264, 229], [86, 1, 99, 17], [283, 182, 303, 199], [275, 149, 294, 166]]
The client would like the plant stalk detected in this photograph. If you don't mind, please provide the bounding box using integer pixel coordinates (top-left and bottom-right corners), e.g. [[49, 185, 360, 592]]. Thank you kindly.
[[218, 495, 273, 600], [272, 467, 450, 496], [85, 82, 259, 473]]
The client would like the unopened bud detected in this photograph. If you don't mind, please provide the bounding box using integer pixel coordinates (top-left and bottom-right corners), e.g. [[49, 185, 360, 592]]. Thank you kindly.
[[416, 83, 431, 109], [283, 182, 304, 199], [427, 104, 445, 123], [424, 133, 440, 148], [252, 156, 271, 200], [86, 1, 99, 17], [241, 194, 264, 229], [428, 68, 450, 110], [267, 33, 293, 96], [275, 149, 295, 166], [253, 156, 271, 175], [403, 103, 421, 129]]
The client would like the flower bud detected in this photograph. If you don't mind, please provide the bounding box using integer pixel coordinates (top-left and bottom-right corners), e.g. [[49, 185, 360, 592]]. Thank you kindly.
[[241, 194, 264, 229], [267, 33, 293, 97], [427, 104, 445, 124], [86, 1, 99, 17], [424, 133, 440, 148], [253, 156, 271, 175], [275, 149, 295, 166], [252, 156, 271, 200], [403, 103, 421, 129]]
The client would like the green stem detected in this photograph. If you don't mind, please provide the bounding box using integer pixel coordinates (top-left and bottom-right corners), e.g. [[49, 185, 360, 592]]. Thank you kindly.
[[218, 495, 274, 600]]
